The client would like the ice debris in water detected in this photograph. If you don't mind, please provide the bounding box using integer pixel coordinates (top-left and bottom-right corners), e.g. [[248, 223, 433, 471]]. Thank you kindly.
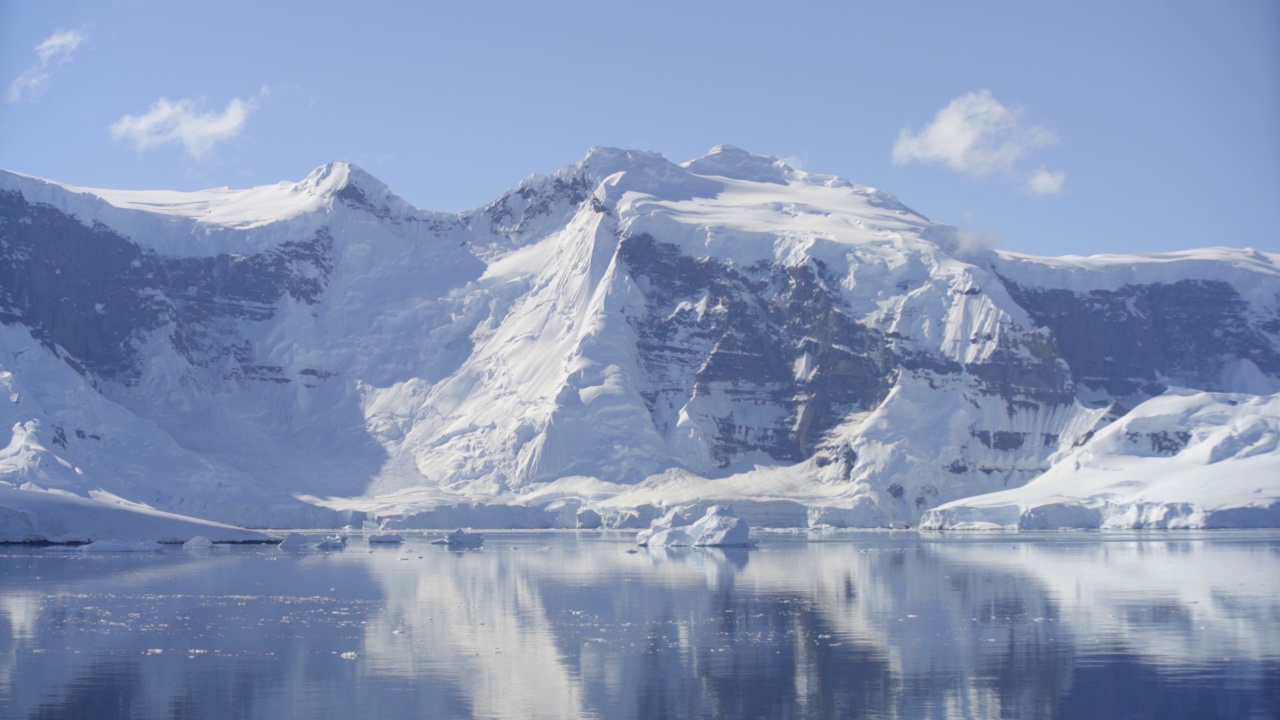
[[278, 533, 348, 551], [79, 540, 164, 552]]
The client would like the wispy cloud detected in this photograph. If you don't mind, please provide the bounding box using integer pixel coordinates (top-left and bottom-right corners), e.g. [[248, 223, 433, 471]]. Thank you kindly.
[[893, 90, 1064, 193], [110, 88, 268, 159], [1025, 167, 1066, 196], [8, 29, 86, 102], [954, 225, 1001, 256]]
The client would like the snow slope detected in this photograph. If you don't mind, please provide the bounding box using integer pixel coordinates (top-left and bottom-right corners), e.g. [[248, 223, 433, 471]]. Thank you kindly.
[[1, 146, 1278, 529], [0, 486, 272, 543], [920, 391, 1280, 529]]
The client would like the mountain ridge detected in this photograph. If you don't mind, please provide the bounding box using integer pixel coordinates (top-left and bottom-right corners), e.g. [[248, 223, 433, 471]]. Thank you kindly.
[[1, 147, 1278, 529]]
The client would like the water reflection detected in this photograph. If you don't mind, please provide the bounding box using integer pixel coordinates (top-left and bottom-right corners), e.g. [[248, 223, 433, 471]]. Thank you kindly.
[[1, 532, 1277, 719]]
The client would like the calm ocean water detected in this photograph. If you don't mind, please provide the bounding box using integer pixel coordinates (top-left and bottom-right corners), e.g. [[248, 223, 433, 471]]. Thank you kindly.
[[1, 530, 1277, 719]]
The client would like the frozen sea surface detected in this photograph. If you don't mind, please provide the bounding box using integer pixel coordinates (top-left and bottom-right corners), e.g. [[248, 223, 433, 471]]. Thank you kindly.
[[1, 531, 1278, 719]]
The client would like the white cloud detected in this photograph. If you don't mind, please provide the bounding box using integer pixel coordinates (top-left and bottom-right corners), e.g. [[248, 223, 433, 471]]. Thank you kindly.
[[778, 154, 807, 171], [954, 225, 1001, 256], [36, 30, 86, 64], [110, 91, 265, 159], [1025, 167, 1066, 196], [8, 29, 86, 102], [892, 90, 1056, 177]]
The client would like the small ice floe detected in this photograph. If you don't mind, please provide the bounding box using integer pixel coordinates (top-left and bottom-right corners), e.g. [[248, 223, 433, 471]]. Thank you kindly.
[[430, 528, 483, 548], [278, 533, 348, 552], [278, 533, 311, 551], [315, 534, 347, 550], [366, 533, 404, 545], [183, 535, 214, 549], [79, 540, 164, 552], [637, 505, 751, 547]]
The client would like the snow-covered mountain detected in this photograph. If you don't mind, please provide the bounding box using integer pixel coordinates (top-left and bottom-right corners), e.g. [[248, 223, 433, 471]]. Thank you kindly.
[[2, 146, 1278, 529]]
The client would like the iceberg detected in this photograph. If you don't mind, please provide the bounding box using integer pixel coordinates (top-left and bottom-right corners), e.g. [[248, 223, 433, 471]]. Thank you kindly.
[[637, 505, 751, 547], [316, 534, 348, 550], [430, 528, 483, 547], [278, 533, 348, 551]]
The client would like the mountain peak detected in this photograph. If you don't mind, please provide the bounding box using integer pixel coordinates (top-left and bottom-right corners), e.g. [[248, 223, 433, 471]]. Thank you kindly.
[[682, 145, 792, 184], [553, 146, 721, 202], [298, 160, 353, 192], [298, 161, 422, 220], [574, 147, 684, 180], [298, 161, 389, 198], [3, 149, 1279, 532]]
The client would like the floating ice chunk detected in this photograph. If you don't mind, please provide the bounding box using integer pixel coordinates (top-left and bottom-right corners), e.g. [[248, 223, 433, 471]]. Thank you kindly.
[[636, 526, 695, 547], [367, 533, 404, 544], [277, 533, 309, 551], [315, 534, 347, 550], [637, 505, 751, 547], [183, 535, 214, 549], [430, 528, 483, 547], [278, 533, 348, 551], [691, 506, 751, 547]]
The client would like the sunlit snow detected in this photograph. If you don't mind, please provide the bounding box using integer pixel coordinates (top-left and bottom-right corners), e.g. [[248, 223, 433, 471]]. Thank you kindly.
[[1, 146, 1278, 533]]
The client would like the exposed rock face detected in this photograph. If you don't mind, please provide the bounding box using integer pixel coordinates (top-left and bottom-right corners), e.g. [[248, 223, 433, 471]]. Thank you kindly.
[[620, 232, 896, 466], [1, 150, 1277, 528], [0, 189, 332, 386], [1, 190, 163, 381], [1002, 278, 1280, 397]]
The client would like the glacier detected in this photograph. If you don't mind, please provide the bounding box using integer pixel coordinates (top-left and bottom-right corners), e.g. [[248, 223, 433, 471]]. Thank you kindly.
[[1, 145, 1278, 530], [920, 391, 1280, 530]]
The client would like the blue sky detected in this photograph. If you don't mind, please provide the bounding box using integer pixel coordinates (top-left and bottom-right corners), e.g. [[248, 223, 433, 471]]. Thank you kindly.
[[1, 0, 1276, 256]]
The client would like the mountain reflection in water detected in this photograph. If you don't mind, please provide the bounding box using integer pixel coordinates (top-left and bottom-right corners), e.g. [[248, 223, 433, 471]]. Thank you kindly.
[[1, 531, 1277, 719]]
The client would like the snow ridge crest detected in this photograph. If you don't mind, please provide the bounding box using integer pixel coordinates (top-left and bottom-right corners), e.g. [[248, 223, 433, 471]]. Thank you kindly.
[[2, 147, 1279, 531]]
